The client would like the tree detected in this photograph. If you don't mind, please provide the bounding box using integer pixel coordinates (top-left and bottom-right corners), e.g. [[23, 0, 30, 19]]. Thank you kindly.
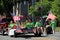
[[29, 0, 60, 20], [51, 0, 60, 20], [0, 0, 4, 15], [0, 0, 13, 15], [29, 0, 51, 17]]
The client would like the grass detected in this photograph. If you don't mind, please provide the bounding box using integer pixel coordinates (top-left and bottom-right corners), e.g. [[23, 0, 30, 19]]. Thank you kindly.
[[56, 27, 60, 32]]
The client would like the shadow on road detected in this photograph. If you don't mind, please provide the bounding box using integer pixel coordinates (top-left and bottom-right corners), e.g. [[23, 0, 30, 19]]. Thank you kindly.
[[13, 34, 47, 39], [0, 33, 8, 36], [0, 33, 47, 39]]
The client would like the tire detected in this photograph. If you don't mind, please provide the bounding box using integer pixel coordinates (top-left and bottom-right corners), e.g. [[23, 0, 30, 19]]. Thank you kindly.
[[14, 31, 17, 37], [46, 27, 52, 35]]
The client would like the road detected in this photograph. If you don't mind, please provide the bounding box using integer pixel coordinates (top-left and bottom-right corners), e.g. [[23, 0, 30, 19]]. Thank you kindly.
[[0, 32, 60, 40]]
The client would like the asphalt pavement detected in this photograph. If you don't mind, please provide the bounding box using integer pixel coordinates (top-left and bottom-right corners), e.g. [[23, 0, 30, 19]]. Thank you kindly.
[[0, 32, 60, 40]]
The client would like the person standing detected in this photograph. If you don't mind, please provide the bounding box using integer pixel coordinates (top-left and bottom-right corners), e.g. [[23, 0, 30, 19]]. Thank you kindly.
[[50, 20, 56, 34]]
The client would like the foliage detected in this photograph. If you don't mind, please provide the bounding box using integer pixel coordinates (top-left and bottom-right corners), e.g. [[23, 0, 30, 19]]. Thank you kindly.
[[0, 0, 4, 14], [29, 0, 51, 17], [0, 0, 60, 20], [29, 0, 60, 20], [0, 0, 13, 15], [51, 0, 60, 20]]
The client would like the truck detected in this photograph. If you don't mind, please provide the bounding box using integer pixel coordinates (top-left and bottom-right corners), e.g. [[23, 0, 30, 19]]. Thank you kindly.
[[13, 26, 44, 37]]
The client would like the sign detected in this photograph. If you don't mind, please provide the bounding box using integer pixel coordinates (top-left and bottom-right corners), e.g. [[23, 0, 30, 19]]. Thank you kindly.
[[46, 11, 57, 21], [13, 16, 20, 22]]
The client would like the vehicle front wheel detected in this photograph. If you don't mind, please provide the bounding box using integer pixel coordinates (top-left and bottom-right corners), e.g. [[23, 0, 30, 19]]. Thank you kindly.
[[14, 31, 17, 37]]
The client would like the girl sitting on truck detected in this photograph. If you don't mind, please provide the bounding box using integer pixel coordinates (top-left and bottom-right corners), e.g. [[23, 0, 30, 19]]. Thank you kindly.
[[35, 19, 42, 28], [8, 21, 15, 33], [25, 19, 34, 29], [35, 19, 43, 33]]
